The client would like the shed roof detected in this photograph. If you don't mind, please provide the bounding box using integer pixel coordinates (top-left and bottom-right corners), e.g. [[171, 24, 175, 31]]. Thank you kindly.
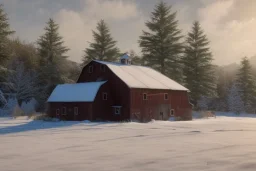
[[47, 81, 106, 102], [93, 60, 188, 91]]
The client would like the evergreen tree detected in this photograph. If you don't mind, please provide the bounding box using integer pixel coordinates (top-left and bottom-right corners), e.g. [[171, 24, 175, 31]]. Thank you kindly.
[[182, 21, 215, 107], [197, 96, 210, 111], [82, 20, 120, 65], [37, 18, 69, 110], [236, 57, 256, 112], [139, 1, 183, 82], [228, 82, 244, 114], [0, 4, 14, 94], [0, 4, 14, 64], [128, 50, 143, 65]]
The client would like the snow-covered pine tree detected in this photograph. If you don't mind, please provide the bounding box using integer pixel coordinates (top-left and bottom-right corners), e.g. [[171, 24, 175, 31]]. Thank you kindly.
[[197, 96, 210, 111], [0, 4, 15, 102], [82, 20, 120, 65], [37, 18, 69, 110], [236, 57, 256, 112], [228, 82, 244, 114], [138, 1, 183, 82], [182, 21, 215, 107], [7, 61, 39, 106], [0, 89, 7, 107]]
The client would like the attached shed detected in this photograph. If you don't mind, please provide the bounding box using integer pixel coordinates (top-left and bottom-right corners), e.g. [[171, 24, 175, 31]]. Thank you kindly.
[[47, 81, 107, 121]]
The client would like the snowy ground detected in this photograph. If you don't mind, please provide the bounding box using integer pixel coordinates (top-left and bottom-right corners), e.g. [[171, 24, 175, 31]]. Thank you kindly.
[[1, 115, 256, 171]]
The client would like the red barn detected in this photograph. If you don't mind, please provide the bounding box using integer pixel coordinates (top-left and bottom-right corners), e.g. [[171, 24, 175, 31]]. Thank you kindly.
[[47, 54, 192, 122]]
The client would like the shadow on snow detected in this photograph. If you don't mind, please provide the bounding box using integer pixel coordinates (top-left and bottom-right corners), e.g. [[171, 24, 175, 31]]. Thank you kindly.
[[0, 119, 120, 135]]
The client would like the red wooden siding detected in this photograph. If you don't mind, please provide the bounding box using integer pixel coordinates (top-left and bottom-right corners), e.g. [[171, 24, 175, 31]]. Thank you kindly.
[[130, 89, 192, 122], [77, 61, 131, 121], [48, 102, 93, 121]]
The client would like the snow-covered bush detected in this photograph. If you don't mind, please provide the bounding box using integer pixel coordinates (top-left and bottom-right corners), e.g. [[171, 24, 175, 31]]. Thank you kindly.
[[31, 113, 59, 122], [7, 61, 39, 106], [0, 96, 18, 116]]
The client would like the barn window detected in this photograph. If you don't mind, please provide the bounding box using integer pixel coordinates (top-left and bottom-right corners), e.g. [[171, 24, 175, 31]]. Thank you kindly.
[[164, 93, 168, 100], [56, 109, 60, 115], [62, 107, 67, 115], [103, 93, 108, 100], [115, 108, 121, 115], [170, 109, 175, 116], [143, 93, 148, 100], [112, 106, 121, 115], [74, 107, 78, 115], [88, 66, 93, 73], [100, 65, 106, 72]]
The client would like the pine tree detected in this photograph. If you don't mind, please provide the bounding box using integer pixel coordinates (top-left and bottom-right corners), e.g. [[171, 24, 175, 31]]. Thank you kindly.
[[128, 50, 143, 65], [37, 18, 69, 110], [0, 4, 14, 64], [228, 82, 244, 114], [82, 20, 120, 65], [139, 1, 183, 82], [197, 96, 210, 111], [0, 4, 14, 95], [182, 21, 215, 107], [236, 57, 256, 112]]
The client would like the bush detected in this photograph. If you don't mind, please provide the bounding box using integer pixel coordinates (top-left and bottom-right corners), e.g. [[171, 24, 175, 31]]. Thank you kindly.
[[12, 105, 26, 117], [196, 111, 216, 119]]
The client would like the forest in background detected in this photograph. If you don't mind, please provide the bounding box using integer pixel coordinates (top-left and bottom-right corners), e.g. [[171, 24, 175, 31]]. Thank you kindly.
[[0, 1, 256, 116]]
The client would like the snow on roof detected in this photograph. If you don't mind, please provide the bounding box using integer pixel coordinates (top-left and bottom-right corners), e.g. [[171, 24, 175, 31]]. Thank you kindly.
[[93, 60, 188, 91], [47, 81, 106, 102]]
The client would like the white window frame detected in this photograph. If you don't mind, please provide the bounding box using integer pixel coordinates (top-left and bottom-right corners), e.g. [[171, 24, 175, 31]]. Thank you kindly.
[[170, 109, 175, 116], [56, 109, 60, 115], [74, 107, 78, 115], [62, 107, 67, 115], [100, 65, 106, 72], [143, 93, 148, 100], [103, 93, 108, 100], [88, 66, 93, 73], [164, 93, 168, 100], [115, 108, 121, 115]]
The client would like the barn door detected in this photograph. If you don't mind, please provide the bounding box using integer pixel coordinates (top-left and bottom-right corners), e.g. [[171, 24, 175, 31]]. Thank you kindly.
[[160, 112, 164, 120], [74, 107, 78, 121]]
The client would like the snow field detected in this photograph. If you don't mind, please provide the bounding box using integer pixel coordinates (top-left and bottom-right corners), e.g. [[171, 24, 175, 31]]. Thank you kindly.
[[1, 116, 256, 171]]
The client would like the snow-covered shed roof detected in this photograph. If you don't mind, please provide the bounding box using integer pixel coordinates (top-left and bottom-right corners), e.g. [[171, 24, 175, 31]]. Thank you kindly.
[[93, 60, 188, 91], [47, 81, 106, 102]]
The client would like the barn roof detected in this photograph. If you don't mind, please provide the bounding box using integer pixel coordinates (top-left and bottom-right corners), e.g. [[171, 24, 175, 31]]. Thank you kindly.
[[47, 81, 106, 102], [93, 60, 188, 91]]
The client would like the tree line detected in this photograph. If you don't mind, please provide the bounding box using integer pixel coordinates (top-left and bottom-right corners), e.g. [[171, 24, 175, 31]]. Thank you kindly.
[[0, 1, 255, 114]]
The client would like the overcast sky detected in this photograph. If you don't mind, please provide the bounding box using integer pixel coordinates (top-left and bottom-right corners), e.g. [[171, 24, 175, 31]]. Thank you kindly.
[[2, 0, 256, 65]]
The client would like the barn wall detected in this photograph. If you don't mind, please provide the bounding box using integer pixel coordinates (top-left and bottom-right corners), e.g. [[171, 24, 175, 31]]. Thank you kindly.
[[77, 61, 131, 121], [130, 89, 192, 122], [170, 90, 192, 120], [47, 102, 93, 121]]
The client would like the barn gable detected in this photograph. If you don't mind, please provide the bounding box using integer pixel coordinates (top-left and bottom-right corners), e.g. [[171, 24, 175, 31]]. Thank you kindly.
[[47, 81, 106, 102], [93, 60, 188, 91]]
